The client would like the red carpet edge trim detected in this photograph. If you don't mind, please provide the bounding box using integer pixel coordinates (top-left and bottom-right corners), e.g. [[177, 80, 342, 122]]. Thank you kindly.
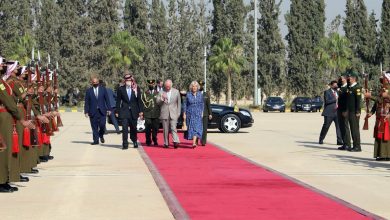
[[209, 141, 385, 220], [138, 144, 190, 220]]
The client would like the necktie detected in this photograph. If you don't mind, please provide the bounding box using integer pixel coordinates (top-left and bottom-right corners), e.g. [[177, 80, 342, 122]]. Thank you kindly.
[[333, 90, 338, 110], [127, 87, 131, 100]]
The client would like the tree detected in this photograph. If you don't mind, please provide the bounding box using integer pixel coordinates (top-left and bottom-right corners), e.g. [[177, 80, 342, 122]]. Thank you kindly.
[[8, 34, 36, 65], [106, 31, 145, 75], [379, 0, 390, 69], [286, 0, 325, 96], [257, 0, 286, 97], [209, 38, 245, 105], [0, 0, 20, 56], [315, 33, 353, 79], [87, 0, 119, 80]]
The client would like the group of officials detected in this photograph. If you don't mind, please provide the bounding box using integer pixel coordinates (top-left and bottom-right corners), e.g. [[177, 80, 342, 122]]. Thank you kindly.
[[84, 72, 212, 150], [319, 69, 390, 161], [0, 56, 61, 193]]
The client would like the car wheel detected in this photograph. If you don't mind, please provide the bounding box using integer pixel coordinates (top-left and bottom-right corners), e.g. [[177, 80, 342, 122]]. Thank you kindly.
[[220, 114, 241, 133], [137, 118, 146, 132]]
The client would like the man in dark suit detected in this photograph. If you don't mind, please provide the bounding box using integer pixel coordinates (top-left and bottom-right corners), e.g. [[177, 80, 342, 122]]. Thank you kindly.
[[319, 80, 343, 145], [199, 80, 212, 146], [115, 73, 144, 149], [84, 77, 112, 145]]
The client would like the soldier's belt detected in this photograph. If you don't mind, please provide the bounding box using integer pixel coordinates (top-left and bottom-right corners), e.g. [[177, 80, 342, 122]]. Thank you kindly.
[[0, 106, 8, 112]]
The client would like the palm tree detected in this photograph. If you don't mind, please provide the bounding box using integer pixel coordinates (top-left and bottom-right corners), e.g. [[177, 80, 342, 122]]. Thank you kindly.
[[209, 38, 245, 105], [107, 31, 145, 74], [315, 33, 353, 79], [9, 34, 36, 65]]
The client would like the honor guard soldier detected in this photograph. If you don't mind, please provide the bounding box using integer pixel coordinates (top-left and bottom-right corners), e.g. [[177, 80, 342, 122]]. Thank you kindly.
[[0, 58, 34, 192], [199, 80, 212, 146], [142, 79, 160, 146], [344, 70, 362, 152], [366, 72, 390, 161]]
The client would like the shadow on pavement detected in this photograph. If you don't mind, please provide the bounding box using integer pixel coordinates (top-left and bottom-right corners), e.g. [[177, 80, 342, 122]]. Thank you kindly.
[[71, 141, 92, 144], [100, 144, 123, 149], [329, 154, 390, 170], [300, 144, 339, 151]]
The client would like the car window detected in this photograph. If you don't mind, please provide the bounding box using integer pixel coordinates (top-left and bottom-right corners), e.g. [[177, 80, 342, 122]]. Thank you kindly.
[[296, 97, 311, 103], [267, 97, 283, 103]]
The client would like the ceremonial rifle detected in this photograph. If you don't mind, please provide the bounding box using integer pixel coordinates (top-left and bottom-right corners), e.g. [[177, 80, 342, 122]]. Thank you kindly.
[[45, 60, 57, 133], [53, 62, 63, 127], [36, 52, 51, 136], [363, 65, 369, 130], [26, 64, 38, 146]]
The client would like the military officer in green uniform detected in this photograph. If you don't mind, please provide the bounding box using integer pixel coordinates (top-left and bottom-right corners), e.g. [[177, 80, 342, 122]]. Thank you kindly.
[[343, 71, 362, 152], [199, 80, 212, 146], [337, 72, 351, 150], [141, 79, 160, 146]]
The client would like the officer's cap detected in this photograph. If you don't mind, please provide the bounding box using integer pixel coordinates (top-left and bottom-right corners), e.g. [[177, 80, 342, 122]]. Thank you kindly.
[[147, 79, 156, 84]]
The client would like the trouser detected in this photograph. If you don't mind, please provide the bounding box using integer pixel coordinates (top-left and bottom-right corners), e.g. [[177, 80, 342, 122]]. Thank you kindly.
[[145, 118, 159, 144], [121, 117, 138, 146], [89, 111, 106, 143], [338, 111, 351, 147], [109, 108, 120, 131], [161, 119, 179, 146], [319, 114, 343, 144], [348, 112, 361, 149], [201, 116, 209, 145]]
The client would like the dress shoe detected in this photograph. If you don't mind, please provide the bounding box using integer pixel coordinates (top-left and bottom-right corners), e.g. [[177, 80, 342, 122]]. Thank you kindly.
[[91, 142, 99, 145], [154, 142, 158, 146], [30, 168, 39, 174], [338, 146, 347, 150], [117, 130, 121, 134], [20, 176, 29, 182], [122, 144, 128, 150], [319, 140, 323, 144], [100, 137, 105, 143], [48, 155, 54, 160], [163, 145, 169, 148], [0, 184, 14, 193], [349, 148, 362, 152], [173, 142, 179, 149], [146, 142, 151, 146], [39, 156, 48, 162], [376, 157, 384, 161], [4, 183, 18, 192], [192, 144, 197, 149], [133, 142, 138, 148]]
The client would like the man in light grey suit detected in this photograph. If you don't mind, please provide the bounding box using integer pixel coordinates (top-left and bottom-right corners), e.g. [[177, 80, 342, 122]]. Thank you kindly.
[[157, 79, 181, 149]]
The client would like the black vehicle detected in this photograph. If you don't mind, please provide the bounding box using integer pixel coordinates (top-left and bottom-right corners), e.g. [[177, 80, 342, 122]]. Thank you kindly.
[[263, 97, 286, 112], [108, 103, 254, 133], [310, 96, 323, 112], [290, 97, 313, 112]]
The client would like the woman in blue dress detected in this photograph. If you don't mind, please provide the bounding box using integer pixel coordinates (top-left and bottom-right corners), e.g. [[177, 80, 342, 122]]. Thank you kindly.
[[183, 81, 204, 148]]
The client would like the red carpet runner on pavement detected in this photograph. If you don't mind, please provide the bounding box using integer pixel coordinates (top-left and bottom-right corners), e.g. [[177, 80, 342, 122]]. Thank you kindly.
[[139, 133, 377, 220]]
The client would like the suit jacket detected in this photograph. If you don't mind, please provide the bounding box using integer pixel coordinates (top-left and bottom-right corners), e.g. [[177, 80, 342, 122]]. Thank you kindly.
[[157, 88, 181, 120], [202, 91, 212, 117], [116, 86, 144, 119], [106, 87, 116, 108], [322, 88, 338, 117], [84, 86, 111, 117]]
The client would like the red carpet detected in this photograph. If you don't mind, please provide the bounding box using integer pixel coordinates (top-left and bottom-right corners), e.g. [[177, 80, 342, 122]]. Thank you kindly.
[[139, 133, 375, 220]]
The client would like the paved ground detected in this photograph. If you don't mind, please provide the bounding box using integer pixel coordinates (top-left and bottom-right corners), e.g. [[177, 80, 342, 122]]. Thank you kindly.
[[0, 111, 389, 219]]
